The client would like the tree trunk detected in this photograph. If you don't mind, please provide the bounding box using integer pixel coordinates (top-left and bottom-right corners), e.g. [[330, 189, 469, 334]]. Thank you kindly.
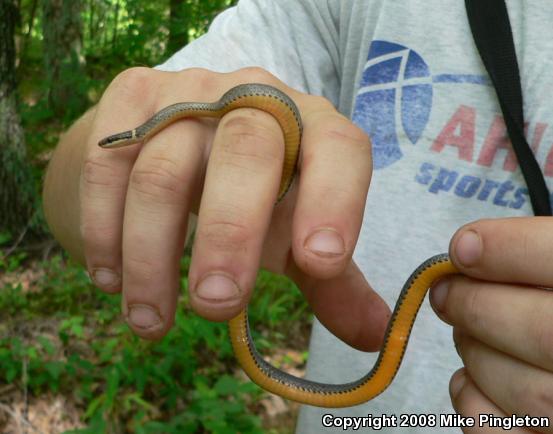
[[41, 0, 87, 118], [167, 0, 189, 56], [20, 0, 38, 62], [88, 0, 94, 41], [0, 0, 36, 233], [111, 0, 120, 51]]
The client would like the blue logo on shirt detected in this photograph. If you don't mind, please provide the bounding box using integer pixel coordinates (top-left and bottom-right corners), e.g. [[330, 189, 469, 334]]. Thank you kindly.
[[353, 40, 489, 169]]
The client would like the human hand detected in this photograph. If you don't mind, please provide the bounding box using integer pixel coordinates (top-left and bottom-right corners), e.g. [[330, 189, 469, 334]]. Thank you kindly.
[[430, 217, 553, 432], [76, 66, 390, 343]]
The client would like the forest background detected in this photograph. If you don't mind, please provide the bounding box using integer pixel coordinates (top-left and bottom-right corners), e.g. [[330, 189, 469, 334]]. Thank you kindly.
[[0, 1, 310, 433]]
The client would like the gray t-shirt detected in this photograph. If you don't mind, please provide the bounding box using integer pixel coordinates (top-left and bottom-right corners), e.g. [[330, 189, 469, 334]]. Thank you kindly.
[[158, 1, 553, 432]]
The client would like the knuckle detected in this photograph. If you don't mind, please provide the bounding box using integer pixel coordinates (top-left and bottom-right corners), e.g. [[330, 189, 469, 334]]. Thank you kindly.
[[218, 112, 284, 166], [235, 66, 276, 84], [108, 66, 156, 102], [124, 254, 156, 284], [319, 115, 371, 150], [455, 280, 486, 331], [528, 377, 553, 417], [130, 156, 187, 204], [518, 229, 535, 270], [112, 66, 154, 89], [82, 155, 123, 188], [534, 300, 553, 367], [536, 377, 553, 417], [80, 220, 118, 250], [178, 67, 217, 93], [309, 94, 335, 112], [197, 209, 252, 253], [303, 112, 371, 168]]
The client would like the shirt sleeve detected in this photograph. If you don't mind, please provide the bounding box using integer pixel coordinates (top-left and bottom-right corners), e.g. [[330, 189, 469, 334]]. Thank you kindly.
[[155, 0, 341, 104]]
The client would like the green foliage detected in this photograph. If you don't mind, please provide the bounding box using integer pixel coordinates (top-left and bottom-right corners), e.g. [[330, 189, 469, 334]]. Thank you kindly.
[[8, 0, 241, 236], [18, 0, 239, 154], [0, 254, 310, 433], [0, 232, 29, 272], [4, 1, 310, 432]]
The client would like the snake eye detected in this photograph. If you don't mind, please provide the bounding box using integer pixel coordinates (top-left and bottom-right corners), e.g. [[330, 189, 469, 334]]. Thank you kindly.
[[98, 130, 133, 148]]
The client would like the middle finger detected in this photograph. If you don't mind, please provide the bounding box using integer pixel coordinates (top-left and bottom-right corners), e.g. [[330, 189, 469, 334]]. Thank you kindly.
[[431, 275, 553, 373], [188, 107, 286, 320], [122, 115, 209, 338]]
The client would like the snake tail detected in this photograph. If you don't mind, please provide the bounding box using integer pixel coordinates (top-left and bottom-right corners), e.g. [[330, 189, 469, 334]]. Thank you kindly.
[[228, 253, 458, 408]]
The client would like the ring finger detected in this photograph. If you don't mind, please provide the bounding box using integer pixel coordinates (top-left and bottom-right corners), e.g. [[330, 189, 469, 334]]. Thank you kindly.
[[449, 368, 532, 434], [454, 329, 553, 432], [121, 116, 210, 338]]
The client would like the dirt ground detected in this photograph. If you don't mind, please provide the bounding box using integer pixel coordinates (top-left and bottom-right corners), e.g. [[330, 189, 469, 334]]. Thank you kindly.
[[0, 351, 305, 434], [0, 259, 308, 433], [0, 375, 303, 434]]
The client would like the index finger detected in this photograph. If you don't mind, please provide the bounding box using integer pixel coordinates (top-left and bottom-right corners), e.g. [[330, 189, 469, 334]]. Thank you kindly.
[[432, 275, 553, 372]]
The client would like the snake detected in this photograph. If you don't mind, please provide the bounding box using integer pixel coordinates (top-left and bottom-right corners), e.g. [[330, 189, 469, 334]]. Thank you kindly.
[[99, 83, 459, 408]]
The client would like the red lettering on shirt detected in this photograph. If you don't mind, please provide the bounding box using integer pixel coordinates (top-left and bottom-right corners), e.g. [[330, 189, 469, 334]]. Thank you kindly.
[[477, 115, 512, 168], [431, 105, 475, 161], [544, 142, 553, 177]]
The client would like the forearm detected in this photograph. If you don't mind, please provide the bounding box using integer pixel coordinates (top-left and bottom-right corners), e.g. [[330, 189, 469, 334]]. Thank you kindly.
[[43, 107, 97, 264]]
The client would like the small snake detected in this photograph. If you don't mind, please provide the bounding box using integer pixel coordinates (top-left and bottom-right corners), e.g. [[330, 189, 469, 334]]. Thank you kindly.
[[99, 83, 459, 408]]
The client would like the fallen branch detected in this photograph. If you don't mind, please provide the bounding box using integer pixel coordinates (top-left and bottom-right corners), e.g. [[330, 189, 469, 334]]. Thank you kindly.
[[0, 401, 44, 434]]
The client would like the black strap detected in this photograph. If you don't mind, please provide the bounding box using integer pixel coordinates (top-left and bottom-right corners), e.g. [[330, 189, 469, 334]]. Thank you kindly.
[[465, 0, 551, 216]]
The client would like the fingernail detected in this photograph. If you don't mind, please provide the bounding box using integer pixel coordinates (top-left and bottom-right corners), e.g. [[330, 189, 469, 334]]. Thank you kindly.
[[449, 369, 467, 399], [91, 268, 120, 288], [195, 273, 241, 301], [305, 229, 345, 257], [430, 278, 450, 313], [455, 230, 482, 266], [127, 304, 162, 330]]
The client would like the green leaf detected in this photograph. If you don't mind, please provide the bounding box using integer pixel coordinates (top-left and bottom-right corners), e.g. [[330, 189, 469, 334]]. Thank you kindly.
[[84, 394, 105, 420], [105, 367, 120, 409], [37, 336, 56, 356], [6, 365, 18, 382], [45, 361, 64, 379], [214, 375, 240, 396]]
